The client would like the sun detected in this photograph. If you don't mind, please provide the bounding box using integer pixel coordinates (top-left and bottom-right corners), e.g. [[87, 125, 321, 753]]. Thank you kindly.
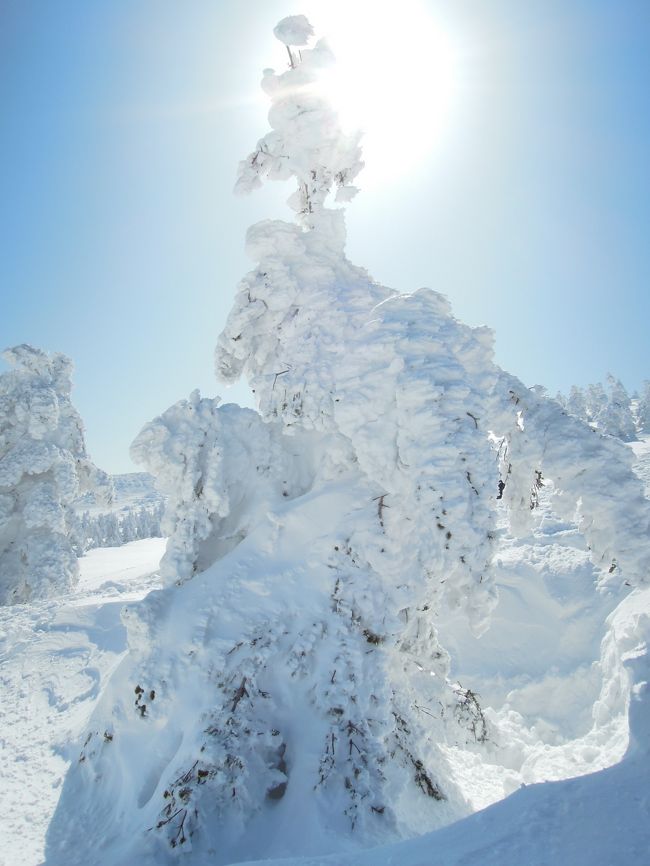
[[304, 0, 460, 187]]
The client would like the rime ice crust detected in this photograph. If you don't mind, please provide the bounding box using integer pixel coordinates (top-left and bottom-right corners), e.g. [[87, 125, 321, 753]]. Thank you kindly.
[[0, 344, 112, 604]]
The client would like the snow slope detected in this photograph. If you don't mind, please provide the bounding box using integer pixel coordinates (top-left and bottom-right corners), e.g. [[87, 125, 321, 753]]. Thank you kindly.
[[0, 539, 164, 866]]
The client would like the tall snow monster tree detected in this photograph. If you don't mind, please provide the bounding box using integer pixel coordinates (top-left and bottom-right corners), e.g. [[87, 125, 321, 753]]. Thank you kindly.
[[48, 17, 650, 866], [0, 344, 112, 604]]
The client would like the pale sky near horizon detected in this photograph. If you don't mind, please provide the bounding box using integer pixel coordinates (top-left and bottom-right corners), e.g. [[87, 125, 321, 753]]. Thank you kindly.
[[1, 0, 649, 473]]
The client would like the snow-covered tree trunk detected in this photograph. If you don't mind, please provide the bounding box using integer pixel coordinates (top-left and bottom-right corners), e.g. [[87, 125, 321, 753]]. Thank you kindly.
[[0, 345, 112, 604]]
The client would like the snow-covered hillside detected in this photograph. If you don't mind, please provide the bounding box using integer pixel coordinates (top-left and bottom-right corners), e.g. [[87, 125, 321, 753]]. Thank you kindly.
[[0, 444, 648, 866]]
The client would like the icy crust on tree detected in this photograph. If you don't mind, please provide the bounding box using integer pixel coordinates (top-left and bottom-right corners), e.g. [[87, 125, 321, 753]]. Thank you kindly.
[[0, 345, 112, 604], [495, 371, 650, 585]]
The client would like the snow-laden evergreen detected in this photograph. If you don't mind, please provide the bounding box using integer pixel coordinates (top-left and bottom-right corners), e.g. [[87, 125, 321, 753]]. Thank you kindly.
[[557, 374, 637, 440], [494, 372, 650, 578], [0, 344, 112, 604], [46, 19, 650, 866], [636, 380, 650, 433], [75, 502, 164, 552]]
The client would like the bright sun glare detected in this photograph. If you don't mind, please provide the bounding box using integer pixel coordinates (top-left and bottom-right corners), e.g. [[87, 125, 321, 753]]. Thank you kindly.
[[306, 0, 459, 186]]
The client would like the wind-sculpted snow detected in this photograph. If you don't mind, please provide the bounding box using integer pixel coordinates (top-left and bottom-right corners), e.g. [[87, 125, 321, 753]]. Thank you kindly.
[[0, 345, 113, 604], [46, 15, 650, 865]]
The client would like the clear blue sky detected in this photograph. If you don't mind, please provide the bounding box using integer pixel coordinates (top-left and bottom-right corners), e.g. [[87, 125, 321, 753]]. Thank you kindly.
[[1, 1, 649, 473]]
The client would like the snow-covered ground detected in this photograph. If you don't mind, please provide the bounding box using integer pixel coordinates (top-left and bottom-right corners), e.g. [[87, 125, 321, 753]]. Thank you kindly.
[[1, 441, 649, 865], [0, 539, 165, 866]]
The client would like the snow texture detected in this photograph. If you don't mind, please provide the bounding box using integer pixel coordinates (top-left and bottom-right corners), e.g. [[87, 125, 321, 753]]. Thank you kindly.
[[0, 345, 113, 604]]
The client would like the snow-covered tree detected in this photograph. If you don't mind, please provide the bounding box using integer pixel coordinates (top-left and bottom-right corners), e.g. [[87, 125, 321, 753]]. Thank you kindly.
[[48, 18, 650, 865], [0, 344, 112, 604], [75, 501, 164, 552], [595, 375, 636, 441], [565, 384, 587, 419], [558, 376, 637, 441], [637, 380, 650, 433]]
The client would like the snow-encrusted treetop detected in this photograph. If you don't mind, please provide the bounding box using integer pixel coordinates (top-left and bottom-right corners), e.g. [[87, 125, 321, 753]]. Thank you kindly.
[[235, 16, 363, 228], [273, 14, 314, 46]]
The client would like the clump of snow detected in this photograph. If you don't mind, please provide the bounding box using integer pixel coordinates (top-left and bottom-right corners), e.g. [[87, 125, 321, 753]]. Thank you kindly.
[[273, 15, 314, 47], [0, 345, 113, 604]]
